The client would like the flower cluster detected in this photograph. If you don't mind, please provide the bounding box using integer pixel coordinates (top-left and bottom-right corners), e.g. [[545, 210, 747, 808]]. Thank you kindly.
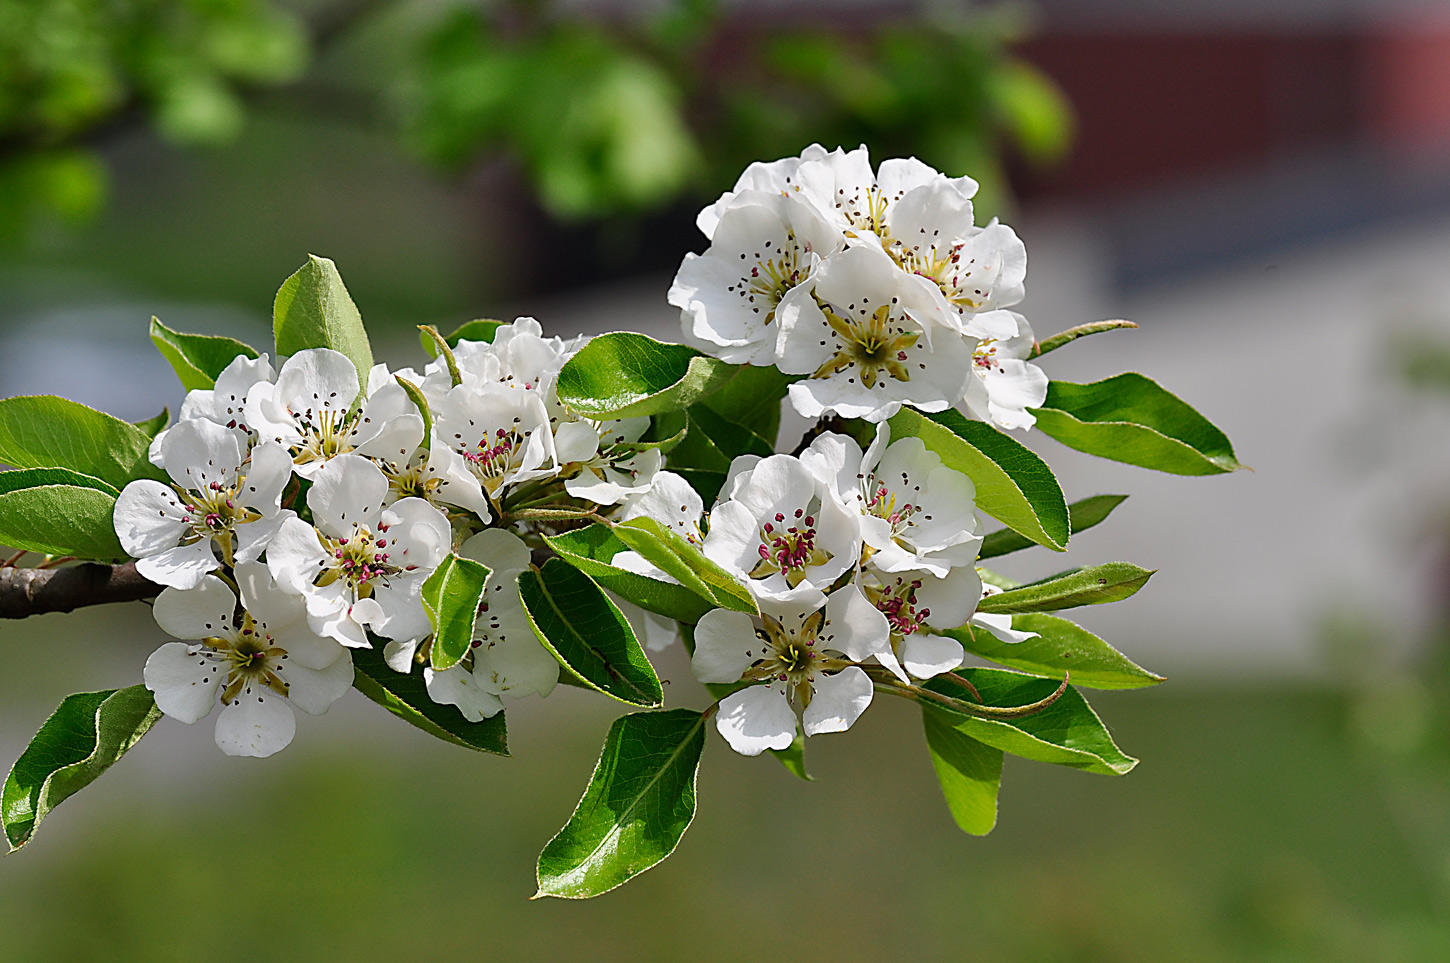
[[671, 144, 1048, 428], [621, 423, 1031, 756], [117, 319, 665, 755]]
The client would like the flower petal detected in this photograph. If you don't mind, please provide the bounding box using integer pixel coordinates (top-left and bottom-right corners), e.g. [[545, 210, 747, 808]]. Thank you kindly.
[[715, 685, 797, 756], [282, 651, 355, 715], [144, 642, 222, 724], [136, 540, 221, 590], [801, 665, 873, 736], [152, 575, 236, 640], [214, 690, 296, 757], [690, 608, 760, 684]]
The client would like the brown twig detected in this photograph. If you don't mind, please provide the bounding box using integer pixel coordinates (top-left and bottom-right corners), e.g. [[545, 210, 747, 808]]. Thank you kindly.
[[0, 562, 160, 620]]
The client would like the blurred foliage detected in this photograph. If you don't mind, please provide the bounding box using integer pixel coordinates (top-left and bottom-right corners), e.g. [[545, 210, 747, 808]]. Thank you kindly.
[[0, 0, 307, 234], [0, 0, 1072, 238]]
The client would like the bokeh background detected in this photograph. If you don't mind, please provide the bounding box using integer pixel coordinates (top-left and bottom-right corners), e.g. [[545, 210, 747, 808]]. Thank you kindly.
[[6, 0, 1450, 958]]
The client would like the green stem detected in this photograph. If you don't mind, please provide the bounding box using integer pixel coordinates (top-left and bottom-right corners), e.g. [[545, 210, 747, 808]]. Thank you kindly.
[[868, 667, 1070, 720], [1034, 319, 1138, 357], [418, 325, 463, 387]]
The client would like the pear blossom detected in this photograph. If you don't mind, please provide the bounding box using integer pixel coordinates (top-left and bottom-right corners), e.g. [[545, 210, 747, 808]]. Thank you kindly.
[[960, 313, 1049, 431], [801, 426, 981, 577], [968, 580, 1040, 644], [703, 453, 861, 609], [554, 417, 663, 506], [691, 586, 889, 755], [267, 454, 450, 648], [143, 562, 353, 757], [670, 189, 841, 364], [859, 564, 983, 680], [148, 353, 276, 466], [695, 143, 830, 240], [245, 349, 425, 479], [775, 244, 974, 423], [433, 381, 558, 506], [115, 418, 294, 589], [794, 147, 978, 247]]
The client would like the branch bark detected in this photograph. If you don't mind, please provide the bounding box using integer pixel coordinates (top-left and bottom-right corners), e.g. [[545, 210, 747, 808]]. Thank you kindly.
[[0, 562, 159, 619]]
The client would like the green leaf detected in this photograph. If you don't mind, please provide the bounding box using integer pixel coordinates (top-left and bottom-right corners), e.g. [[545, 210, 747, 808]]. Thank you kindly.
[[1032, 373, 1242, 475], [943, 613, 1164, 689], [0, 395, 166, 488], [887, 407, 1069, 551], [685, 403, 774, 462], [979, 494, 1128, 560], [555, 333, 737, 419], [769, 731, 812, 781], [0, 469, 125, 558], [131, 407, 170, 438], [613, 517, 757, 615], [694, 363, 795, 444], [420, 318, 504, 357], [3, 685, 162, 851], [921, 706, 1003, 835], [1033, 319, 1137, 357], [543, 525, 712, 623], [149, 316, 260, 391], [272, 255, 374, 401], [535, 708, 706, 899], [923, 668, 1137, 775], [517, 560, 664, 707], [421, 553, 490, 671], [976, 562, 1154, 614], [351, 639, 508, 755], [395, 376, 432, 449]]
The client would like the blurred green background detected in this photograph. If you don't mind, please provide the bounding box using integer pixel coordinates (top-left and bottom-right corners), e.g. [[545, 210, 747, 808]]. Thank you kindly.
[[7, 0, 1450, 959]]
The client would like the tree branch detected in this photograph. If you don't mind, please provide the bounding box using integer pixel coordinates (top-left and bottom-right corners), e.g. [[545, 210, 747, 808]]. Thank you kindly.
[[0, 562, 159, 619]]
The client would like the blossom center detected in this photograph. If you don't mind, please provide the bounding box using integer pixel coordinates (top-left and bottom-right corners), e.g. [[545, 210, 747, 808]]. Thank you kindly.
[[316, 525, 399, 593], [813, 302, 920, 389], [462, 427, 527, 494], [730, 232, 811, 326], [291, 405, 358, 468], [888, 239, 987, 311], [204, 614, 290, 704], [749, 508, 830, 587], [865, 577, 931, 641]]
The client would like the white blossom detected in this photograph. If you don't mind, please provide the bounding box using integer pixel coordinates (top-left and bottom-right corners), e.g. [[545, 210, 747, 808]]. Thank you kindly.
[[968, 580, 1040, 644], [433, 382, 558, 507], [960, 312, 1049, 431], [267, 454, 450, 648], [859, 564, 983, 680], [555, 417, 663, 506], [115, 418, 294, 589], [148, 353, 275, 467], [690, 586, 889, 755], [144, 562, 353, 757], [671, 189, 840, 364], [775, 244, 974, 423], [245, 349, 425, 479], [702, 453, 861, 609], [800, 425, 981, 577], [695, 143, 831, 240]]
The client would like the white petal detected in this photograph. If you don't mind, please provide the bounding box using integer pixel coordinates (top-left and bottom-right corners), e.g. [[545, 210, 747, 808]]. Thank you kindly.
[[424, 666, 504, 722], [159, 418, 244, 491], [899, 633, 965, 679], [152, 575, 236, 640], [214, 690, 296, 757], [970, 612, 1039, 644], [282, 651, 355, 715], [822, 583, 892, 662], [690, 609, 760, 684], [383, 638, 420, 672], [233, 510, 292, 566], [233, 559, 303, 628], [715, 685, 797, 756], [553, 421, 600, 463], [265, 516, 328, 597], [113, 480, 190, 558], [379, 497, 452, 574], [274, 348, 359, 414], [801, 666, 873, 736], [239, 441, 294, 516], [135, 540, 221, 590], [144, 642, 222, 724], [306, 454, 388, 536], [458, 527, 533, 574]]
